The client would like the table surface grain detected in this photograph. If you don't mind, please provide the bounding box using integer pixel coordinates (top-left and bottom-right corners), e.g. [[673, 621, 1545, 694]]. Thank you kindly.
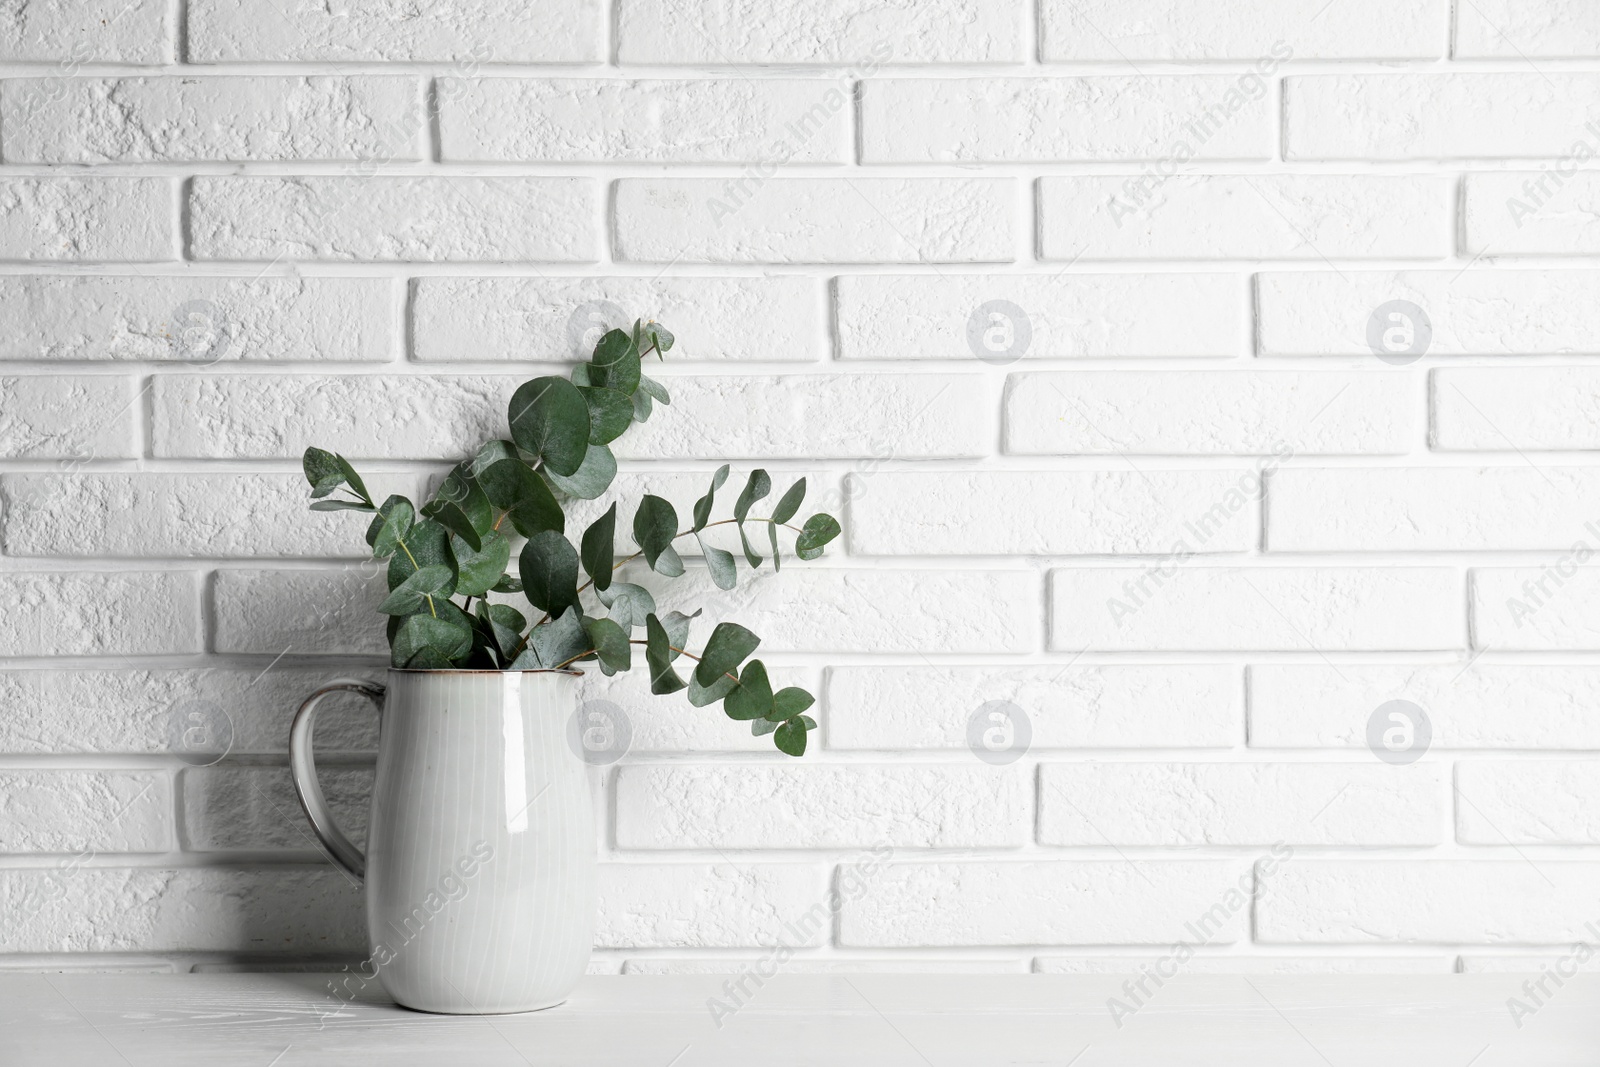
[[4, 972, 1597, 1065]]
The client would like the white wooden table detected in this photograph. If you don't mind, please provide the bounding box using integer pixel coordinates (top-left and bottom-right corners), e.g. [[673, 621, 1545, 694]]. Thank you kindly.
[[4, 973, 1596, 1065]]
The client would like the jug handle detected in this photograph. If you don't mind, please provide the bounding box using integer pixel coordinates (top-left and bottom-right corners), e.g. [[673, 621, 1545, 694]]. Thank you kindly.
[[289, 679, 385, 881]]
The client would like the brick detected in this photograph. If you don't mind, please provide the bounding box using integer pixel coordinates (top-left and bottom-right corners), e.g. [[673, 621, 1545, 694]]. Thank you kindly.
[[841, 861, 1254, 946], [0, 375, 136, 459], [412, 276, 823, 363], [0, 276, 395, 363], [616, 764, 1028, 849], [1035, 956, 1455, 974], [1039, 176, 1451, 261], [848, 470, 1256, 556], [153, 372, 985, 461], [1455, 0, 1600, 58], [213, 567, 387, 656], [1473, 568, 1600, 651], [182, 765, 371, 851], [152, 374, 507, 460], [1257, 862, 1600, 944], [1250, 665, 1600, 750], [614, 179, 1014, 264], [1463, 173, 1600, 256], [1050, 567, 1463, 652], [836, 274, 1244, 360], [439, 79, 849, 163], [189, 178, 597, 262], [616, 0, 1022, 64], [188, 0, 601, 62], [1434, 368, 1600, 451], [614, 374, 991, 460], [1257, 270, 1600, 356], [1457, 761, 1600, 845], [1268, 467, 1600, 551], [0, 0, 170, 62], [1, 473, 422, 558], [1041, 0, 1444, 60], [0, 771, 169, 853], [1287, 74, 1600, 161], [1, 77, 422, 164], [624, 958, 1026, 974], [1005, 371, 1411, 456], [0, 178, 174, 261], [825, 665, 1239, 750], [0, 668, 383, 756], [612, 566, 1040, 655], [1039, 763, 1442, 846], [0, 572, 201, 656], [862, 77, 1271, 162], [596, 864, 828, 948], [0, 959, 176, 973], [1461, 955, 1600, 974], [0, 867, 362, 952]]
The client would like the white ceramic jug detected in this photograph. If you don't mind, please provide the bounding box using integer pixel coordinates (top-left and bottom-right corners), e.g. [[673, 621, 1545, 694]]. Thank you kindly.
[[290, 669, 595, 1014]]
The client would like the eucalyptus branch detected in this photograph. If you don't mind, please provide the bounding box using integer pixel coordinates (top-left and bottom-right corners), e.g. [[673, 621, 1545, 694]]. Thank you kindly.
[[301, 315, 838, 755]]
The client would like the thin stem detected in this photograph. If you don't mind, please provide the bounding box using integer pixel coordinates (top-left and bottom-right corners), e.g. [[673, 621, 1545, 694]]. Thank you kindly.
[[395, 539, 438, 619], [700, 517, 805, 535]]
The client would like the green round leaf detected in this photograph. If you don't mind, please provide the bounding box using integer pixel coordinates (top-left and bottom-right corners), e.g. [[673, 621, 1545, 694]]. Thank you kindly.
[[598, 582, 655, 629], [734, 469, 771, 523], [584, 616, 632, 672], [696, 623, 760, 689], [508, 376, 590, 477], [480, 458, 564, 538], [393, 613, 472, 668], [724, 659, 773, 720], [589, 329, 641, 394], [452, 530, 511, 598], [470, 439, 518, 476], [579, 386, 635, 445], [366, 495, 415, 557], [642, 322, 674, 355], [424, 462, 491, 529], [692, 464, 730, 532], [770, 686, 816, 722], [697, 534, 737, 590], [542, 443, 617, 500], [387, 519, 456, 593], [303, 446, 344, 498], [795, 513, 841, 561], [529, 606, 588, 669], [688, 669, 737, 708], [773, 717, 808, 757], [519, 529, 580, 616], [378, 564, 454, 616], [771, 478, 807, 524], [581, 503, 617, 592], [644, 613, 687, 694], [632, 494, 679, 571]]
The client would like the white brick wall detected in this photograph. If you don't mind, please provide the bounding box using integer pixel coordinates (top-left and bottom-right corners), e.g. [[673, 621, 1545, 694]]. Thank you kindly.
[[3, 0, 1595, 977]]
